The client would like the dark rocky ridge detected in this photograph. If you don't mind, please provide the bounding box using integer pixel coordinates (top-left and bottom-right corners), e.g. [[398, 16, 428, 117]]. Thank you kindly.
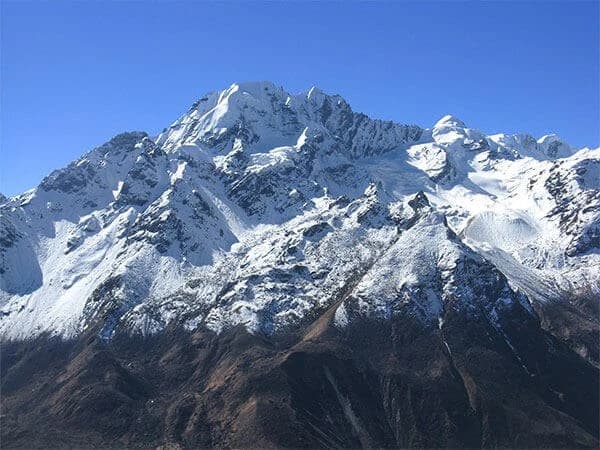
[[2, 297, 598, 449]]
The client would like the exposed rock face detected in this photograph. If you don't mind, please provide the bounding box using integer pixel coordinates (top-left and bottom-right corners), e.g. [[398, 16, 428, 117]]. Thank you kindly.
[[2, 314, 598, 449], [1, 81, 598, 448]]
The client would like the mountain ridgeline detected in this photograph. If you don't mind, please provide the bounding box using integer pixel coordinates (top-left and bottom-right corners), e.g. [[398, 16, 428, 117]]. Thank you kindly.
[[1, 82, 599, 448]]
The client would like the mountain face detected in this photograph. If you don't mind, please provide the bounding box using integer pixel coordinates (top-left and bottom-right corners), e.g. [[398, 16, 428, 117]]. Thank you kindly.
[[1, 81, 599, 448]]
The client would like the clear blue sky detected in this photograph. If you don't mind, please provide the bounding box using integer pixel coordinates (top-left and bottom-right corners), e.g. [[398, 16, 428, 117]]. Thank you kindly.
[[1, 1, 598, 196]]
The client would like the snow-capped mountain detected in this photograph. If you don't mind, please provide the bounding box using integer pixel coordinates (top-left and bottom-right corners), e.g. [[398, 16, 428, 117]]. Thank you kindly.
[[1, 81, 598, 342], [2, 81, 599, 449]]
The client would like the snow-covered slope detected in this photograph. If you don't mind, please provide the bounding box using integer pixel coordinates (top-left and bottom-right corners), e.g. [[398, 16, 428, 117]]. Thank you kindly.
[[1, 81, 598, 341]]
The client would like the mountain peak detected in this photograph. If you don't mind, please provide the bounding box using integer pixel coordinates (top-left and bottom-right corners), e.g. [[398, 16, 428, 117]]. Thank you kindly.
[[1, 81, 596, 344], [2, 80, 598, 449], [157, 82, 423, 158], [434, 114, 466, 129], [537, 133, 573, 158], [305, 85, 326, 101], [229, 80, 281, 95]]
